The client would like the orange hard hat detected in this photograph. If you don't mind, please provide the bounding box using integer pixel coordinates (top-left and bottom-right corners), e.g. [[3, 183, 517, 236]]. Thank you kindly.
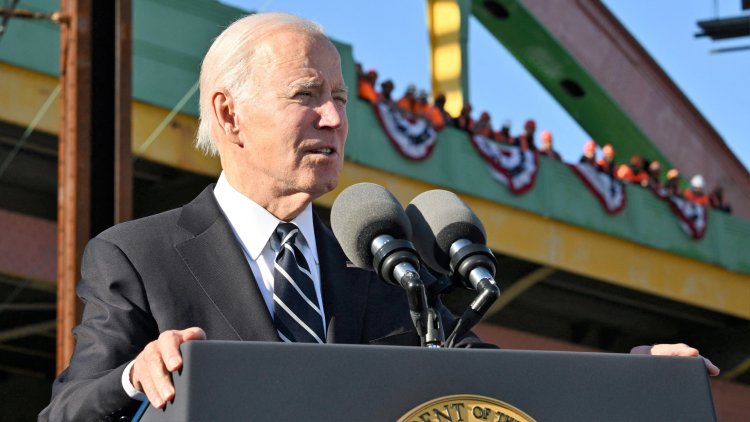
[[540, 130, 552, 143], [667, 168, 679, 179], [584, 139, 597, 154]]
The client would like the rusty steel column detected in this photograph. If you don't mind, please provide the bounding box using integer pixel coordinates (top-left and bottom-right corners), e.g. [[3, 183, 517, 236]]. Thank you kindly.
[[115, 0, 132, 223], [57, 0, 91, 373], [57, 0, 132, 373]]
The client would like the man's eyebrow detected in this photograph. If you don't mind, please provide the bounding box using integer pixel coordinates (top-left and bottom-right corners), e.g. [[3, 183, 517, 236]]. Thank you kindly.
[[333, 85, 349, 96], [290, 80, 320, 90], [289, 80, 348, 96]]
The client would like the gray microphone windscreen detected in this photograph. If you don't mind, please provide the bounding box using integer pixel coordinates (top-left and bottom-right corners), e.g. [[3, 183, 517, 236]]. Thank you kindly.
[[405, 190, 486, 274], [330, 183, 412, 269]]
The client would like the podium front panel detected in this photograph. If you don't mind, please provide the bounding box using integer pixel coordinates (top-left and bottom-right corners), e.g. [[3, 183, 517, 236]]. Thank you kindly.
[[140, 341, 715, 421]]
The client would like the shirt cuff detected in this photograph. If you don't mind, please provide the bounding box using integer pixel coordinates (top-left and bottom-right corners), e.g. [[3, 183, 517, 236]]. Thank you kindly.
[[122, 360, 147, 401], [629, 345, 653, 355]]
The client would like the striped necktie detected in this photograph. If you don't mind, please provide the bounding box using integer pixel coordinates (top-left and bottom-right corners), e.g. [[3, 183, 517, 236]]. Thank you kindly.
[[272, 222, 326, 343]]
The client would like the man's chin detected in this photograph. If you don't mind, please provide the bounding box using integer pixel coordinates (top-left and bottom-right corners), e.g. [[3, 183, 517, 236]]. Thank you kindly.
[[289, 175, 339, 201], [310, 178, 339, 199]]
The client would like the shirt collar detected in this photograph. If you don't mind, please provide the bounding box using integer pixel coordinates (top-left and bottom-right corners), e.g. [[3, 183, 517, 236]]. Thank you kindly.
[[212, 172, 318, 263]]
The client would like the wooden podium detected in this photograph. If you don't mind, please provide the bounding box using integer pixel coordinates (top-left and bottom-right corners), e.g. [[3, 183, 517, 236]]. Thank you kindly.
[[138, 341, 716, 421]]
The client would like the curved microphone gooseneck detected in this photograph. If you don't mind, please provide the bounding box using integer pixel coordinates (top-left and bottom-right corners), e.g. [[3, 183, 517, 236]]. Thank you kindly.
[[405, 189, 501, 347]]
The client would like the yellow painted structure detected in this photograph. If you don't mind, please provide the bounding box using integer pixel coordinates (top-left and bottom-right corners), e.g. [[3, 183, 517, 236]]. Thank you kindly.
[[320, 163, 750, 321], [0, 62, 220, 176], [130, 101, 220, 176], [0, 63, 60, 135], [426, 0, 465, 116], [3, 62, 749, 320]]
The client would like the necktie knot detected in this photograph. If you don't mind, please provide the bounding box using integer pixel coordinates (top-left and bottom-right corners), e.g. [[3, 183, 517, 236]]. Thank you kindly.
[[274, 222, 299, 250]]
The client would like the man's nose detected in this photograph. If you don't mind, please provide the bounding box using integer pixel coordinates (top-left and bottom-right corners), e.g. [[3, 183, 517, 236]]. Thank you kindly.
[[317, 99, 344, 129]]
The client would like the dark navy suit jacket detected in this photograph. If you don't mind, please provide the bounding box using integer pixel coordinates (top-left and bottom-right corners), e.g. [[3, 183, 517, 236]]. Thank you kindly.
[[40, 186, 480, 421]]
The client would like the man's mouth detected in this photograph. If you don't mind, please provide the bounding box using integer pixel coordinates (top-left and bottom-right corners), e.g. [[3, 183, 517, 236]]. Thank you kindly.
[[310, 147, 334, 156]]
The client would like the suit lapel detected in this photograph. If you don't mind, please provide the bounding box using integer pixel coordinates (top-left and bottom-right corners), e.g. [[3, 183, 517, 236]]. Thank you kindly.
[[174, 186, 278, 342], [315, 216, 370, 344]]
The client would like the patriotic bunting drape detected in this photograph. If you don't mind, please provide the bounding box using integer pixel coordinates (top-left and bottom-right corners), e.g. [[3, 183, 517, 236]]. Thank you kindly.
[[371, 100, 438, 161], [653, 188, 708, 239], [367, 101, 708, 239], [568, 163, 627, 215], [469, 134, 538, 194]]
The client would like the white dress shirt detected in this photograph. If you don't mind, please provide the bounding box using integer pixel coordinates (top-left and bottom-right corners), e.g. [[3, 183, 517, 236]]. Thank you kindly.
[[211, 172, 326, 325], [122, 173, 326, 399]]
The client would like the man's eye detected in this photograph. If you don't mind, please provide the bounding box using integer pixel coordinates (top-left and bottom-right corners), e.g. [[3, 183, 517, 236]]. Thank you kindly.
[[296, 91, 313, 99], [334, 96, 348, 105]]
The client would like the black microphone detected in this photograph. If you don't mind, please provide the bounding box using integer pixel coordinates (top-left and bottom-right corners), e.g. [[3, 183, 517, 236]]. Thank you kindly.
[[405, 189, 500, 347], [330, 183, 436, 345]]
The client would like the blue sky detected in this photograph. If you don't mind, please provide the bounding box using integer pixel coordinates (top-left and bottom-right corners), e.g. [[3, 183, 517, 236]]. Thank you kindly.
[[223, 0, 749, 172]]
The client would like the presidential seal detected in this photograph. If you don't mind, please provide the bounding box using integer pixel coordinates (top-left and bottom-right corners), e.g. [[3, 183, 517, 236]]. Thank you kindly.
[[397, 394, 536, 422]]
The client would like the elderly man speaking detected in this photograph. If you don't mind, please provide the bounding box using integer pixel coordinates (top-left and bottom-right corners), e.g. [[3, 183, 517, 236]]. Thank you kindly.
[[40, 13, 479, 421], [40, 12, 717, 422]]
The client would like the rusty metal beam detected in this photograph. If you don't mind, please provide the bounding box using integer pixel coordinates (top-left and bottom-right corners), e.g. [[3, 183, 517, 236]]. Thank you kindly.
[[515, 0, 750, 219], [115, 0, 132, 223], [57, 0, 91, 374], [56, 0, 132, 374]]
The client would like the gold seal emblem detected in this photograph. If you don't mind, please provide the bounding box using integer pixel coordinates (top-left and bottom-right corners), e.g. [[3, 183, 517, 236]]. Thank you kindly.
[[397, 394, 536, 422]]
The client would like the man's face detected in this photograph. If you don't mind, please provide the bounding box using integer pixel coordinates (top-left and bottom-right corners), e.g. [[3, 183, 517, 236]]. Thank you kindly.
[[233, 30, 348, 201]]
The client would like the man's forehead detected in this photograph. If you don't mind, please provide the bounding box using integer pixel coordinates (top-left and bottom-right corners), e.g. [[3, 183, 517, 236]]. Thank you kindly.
[[251, 32, 344, 84], [254, 28, 338, 61]]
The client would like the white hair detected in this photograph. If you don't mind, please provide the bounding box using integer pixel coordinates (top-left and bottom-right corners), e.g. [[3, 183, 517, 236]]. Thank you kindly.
[[195, 13, 326, 156]]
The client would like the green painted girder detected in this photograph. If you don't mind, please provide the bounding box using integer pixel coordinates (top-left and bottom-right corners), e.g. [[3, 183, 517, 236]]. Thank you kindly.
[[0, 0, 246, 116], [470, 0, 673, 170], [344, 98, 750, 276], [0, 0, 354, 118], [2, 0, 749, 276]]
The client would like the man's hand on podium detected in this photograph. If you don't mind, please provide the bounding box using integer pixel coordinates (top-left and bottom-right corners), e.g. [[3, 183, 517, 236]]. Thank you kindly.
[[130, 327, 207, 409], [631, 343, 721, 376]]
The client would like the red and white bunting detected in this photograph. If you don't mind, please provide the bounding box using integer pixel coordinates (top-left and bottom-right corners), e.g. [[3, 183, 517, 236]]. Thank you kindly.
[[468, 134, 538, 194], [367, 100, 707, 239], [371, 100, 438, 161], [652, 188, 708, 239], [568, 163, 627, 215]]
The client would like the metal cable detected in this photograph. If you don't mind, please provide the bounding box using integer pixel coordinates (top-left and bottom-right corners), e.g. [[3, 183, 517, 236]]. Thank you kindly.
[[0, 83, 61, 179], [0, 0, 21, 46], [134, 79, 199, 158], [0, 284, 24, 316], [134, 0, 278, 160]]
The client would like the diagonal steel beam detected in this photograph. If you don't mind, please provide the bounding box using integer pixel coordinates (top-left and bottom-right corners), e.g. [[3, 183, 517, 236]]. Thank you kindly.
[[0, 320, 56, 342], [483, 266, 556, 320], [0, 302, 56, 311], [0, 343, 55, 359], [722, 356, 750, 381]]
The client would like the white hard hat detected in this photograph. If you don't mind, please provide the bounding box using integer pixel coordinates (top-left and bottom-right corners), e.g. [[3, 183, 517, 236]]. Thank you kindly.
[[690, 174, 705, 189]]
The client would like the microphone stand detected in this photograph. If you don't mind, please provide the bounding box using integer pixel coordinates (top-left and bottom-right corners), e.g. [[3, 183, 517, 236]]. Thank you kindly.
[[445, 278, 498, 347], [372, 236, 445, 347], [444, 240, 501, 348], [423, 308, 445, 348]]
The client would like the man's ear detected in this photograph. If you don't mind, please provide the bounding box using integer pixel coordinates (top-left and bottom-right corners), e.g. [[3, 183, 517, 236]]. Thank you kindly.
[[211, 91, 242, 145]]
